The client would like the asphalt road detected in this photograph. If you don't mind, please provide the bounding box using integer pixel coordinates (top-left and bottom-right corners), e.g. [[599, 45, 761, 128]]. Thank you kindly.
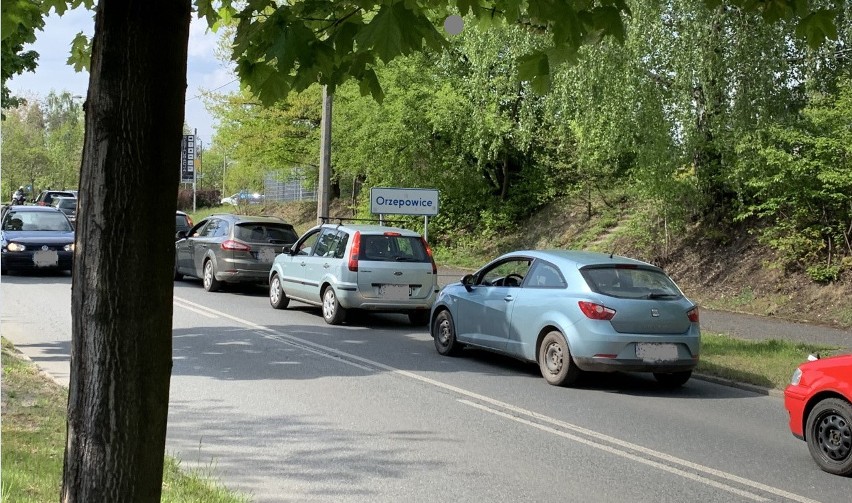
[[2, 271, 851, 502]]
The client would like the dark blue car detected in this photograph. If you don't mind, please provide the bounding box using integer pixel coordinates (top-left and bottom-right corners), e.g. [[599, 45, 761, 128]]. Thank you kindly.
[[1, 205, 75, 274]]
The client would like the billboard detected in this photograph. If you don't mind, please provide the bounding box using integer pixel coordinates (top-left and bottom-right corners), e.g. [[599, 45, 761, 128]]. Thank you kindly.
[[181, 134, 195, 183]]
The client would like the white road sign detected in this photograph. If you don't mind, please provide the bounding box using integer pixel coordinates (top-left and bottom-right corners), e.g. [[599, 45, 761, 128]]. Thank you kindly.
[[370, 187, 439, 216]]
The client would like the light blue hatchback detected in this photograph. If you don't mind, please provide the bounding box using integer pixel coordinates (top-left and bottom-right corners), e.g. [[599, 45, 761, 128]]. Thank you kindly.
[[430, 250, 700, 387]]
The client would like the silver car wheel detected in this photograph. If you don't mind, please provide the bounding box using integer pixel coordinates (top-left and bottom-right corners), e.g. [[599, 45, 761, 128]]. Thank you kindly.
[[269, 274, 290, 310], [203, 260, 221, 292], [437, 318, 451, 346], [321, 287, 346, 324], [270, 276, 281, 304]]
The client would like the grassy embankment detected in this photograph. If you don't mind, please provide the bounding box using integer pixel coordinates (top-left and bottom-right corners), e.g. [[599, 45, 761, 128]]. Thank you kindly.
[[1, 339, 248, 503]]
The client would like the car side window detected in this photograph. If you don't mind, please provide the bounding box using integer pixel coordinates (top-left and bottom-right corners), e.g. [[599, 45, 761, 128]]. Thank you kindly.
[[199, 220, 220, 238], [295, 229, 321, 256], [478, 258, 532, 287], [312, 229, 339, 257], [527, 261, 566, 289], [214, 221, 230, 238], [332, 231, 349, 259]]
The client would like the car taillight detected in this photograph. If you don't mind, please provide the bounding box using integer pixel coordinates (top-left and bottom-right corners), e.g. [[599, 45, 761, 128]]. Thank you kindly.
[[578, 301, 616, 320], [221, 239, 251, 251], [187, 216, 194, 226], [687, 307, 699, 323], [421, 237, 437, 274], [383, 231, 401, 236], [348, 231, 361, 271]]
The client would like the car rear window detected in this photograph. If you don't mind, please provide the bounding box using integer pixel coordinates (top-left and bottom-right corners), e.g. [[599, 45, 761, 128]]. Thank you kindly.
[[359, 234, 429, 263], [581, 266, 682, 300], [235, 223, 298, 244]]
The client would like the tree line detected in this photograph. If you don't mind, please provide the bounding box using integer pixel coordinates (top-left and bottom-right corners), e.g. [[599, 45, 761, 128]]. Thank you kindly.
[[207, 1, 852, 281]]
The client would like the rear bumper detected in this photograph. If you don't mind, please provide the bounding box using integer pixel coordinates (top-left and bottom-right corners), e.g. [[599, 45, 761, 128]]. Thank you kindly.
[[573, 356, 697, 373], [337, 287, 438, 312]]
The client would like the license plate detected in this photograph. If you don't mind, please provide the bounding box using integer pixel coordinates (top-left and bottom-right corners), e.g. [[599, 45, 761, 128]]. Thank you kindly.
[[380, 284, 409, 300], [257, 248, 277, 263], [33, 250, 59, 267], [636, 343, 679, 362]]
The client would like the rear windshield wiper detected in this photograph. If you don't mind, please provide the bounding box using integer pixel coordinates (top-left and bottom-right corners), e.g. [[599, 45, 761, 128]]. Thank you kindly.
[[647, 292, 679, 299], [393, 256, 417, 261]]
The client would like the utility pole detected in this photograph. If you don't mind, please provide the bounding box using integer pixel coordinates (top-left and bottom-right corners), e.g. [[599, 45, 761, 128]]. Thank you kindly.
[[317, 85, 332, 224]]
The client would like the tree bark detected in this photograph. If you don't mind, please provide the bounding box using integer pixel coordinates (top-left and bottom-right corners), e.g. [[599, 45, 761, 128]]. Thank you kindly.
[[62, 1, 190, 501]]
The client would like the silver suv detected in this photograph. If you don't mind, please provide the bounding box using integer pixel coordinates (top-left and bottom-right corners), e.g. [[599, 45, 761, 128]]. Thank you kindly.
[[268, 223, 438, 325]]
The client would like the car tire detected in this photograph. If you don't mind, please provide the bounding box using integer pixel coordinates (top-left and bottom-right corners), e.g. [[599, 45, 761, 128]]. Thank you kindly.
[[432, 310, 464, 356], [653, 370, 692, 388], [806, 397, 852, 476], [269, 273, 290, 310], [203, 259, 221, 292], [173, 262, 183, 281], [538, 331, 580, 386], [408, 310, 430, 326], [322, 287, 346, 325]]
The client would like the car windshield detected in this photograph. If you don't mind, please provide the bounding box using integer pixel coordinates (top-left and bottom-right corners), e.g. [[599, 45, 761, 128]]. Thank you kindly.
[[359, 234, 429, 262], [3, 211, 72, 232], [54, 199, 77, 210], [581, 266, 682, 300], [234, 223, 298, 244]]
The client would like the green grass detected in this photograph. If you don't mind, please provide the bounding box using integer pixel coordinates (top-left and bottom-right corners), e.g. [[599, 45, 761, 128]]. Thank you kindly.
[[697, 333, 840, 390], [1, 339, 248, 503]]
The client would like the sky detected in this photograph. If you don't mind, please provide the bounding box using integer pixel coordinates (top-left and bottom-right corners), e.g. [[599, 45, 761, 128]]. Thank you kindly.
[[6, 7, 239, 147]]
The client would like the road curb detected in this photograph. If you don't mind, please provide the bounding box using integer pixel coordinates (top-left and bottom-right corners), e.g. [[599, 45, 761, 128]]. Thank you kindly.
[[693, 372, 783, 398]]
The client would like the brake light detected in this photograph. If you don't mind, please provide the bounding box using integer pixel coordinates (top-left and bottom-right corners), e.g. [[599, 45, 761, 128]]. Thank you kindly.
[[687, 307, 699, 323], [383, 231, 401, 236], [421, 237, 437, 274], [578, 301, 616, 320], [348, 231, 361, 271], [221, 240, 251, 251], [187, 216, 194, 226]]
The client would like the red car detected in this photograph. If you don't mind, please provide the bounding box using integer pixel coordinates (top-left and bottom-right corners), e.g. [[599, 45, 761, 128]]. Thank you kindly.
[[784, 353, 852, 476]]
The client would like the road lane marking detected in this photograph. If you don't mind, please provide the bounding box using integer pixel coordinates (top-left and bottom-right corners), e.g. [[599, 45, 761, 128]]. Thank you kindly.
[[459, 399, 768, 501], [173, 299, 218, 318], [173, 296, 823, 503]]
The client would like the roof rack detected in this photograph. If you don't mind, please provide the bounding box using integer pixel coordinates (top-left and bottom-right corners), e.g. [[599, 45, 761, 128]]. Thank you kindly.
[[320, 216, 408, 226]]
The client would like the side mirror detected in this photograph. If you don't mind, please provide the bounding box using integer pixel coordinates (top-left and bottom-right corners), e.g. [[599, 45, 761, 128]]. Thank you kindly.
[[176, 230, 187, 240], [461, 274, 475, 291], [281, 244, 293, 254]]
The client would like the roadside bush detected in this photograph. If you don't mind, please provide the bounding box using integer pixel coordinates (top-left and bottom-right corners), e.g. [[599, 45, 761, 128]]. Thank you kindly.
[[177, 188, 221, 210]]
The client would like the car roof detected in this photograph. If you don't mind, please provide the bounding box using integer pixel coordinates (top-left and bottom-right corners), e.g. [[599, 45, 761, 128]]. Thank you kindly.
[[501, 250, 657, 269], [317, 223, 422, 236], [206, 213, 291, 225], [4, 205, 65, 213]]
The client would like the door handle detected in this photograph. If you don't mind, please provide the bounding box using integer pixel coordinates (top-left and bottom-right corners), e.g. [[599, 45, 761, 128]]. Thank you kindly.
[[323, 263, 330, 269], [504, 295, 514, 302], [300, 261, 306, 267]]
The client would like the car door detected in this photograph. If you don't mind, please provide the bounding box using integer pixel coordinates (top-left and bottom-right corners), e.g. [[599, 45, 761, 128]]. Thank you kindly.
[[176, 219, 211, 276], [281, 228, 322, 300], [454, 257, 532, 351], [299, 228, 342, 302], [190, 218, 224, 277]]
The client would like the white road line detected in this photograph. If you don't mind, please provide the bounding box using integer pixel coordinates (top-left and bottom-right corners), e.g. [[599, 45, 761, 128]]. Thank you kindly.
[[173, 296, 823, 503], [459, 399, 768, 502], [173, 299, 218, 318]]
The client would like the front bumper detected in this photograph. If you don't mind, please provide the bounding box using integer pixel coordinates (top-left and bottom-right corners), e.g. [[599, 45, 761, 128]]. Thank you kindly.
[[1, 250, 73, 271]]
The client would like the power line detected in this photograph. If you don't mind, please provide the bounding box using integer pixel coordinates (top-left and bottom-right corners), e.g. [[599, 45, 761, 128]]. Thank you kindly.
[[185, 78, 239, 102]]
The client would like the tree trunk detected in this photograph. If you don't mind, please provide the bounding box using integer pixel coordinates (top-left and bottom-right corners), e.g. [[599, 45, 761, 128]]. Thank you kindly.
[[62, 1, 190, 501]]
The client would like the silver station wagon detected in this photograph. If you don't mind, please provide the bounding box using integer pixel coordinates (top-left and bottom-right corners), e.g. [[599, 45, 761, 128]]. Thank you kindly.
[[430, 250, 701, 387], [268, 223, 439, 325]]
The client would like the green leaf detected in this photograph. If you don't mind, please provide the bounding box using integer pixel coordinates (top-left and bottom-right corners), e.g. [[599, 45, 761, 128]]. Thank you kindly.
[[517, 51, 550, 94], [66, 32, 90, 72], [355, 2, 447, 63], [358, 68, 384, 103], [795, 10, 838, 49]]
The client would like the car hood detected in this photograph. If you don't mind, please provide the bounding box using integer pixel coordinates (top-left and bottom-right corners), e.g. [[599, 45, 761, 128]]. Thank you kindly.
[[799, 353, 852, 373], [2, 230, 75, 243]]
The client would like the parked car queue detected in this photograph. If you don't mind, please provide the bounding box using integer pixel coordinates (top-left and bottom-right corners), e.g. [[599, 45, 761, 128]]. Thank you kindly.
[[3, 206, 849, 476]]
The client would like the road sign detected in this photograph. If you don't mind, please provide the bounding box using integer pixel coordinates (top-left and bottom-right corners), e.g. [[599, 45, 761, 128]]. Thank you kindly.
[[181, 134, 195, 182], [370, 187, 439, 216]]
